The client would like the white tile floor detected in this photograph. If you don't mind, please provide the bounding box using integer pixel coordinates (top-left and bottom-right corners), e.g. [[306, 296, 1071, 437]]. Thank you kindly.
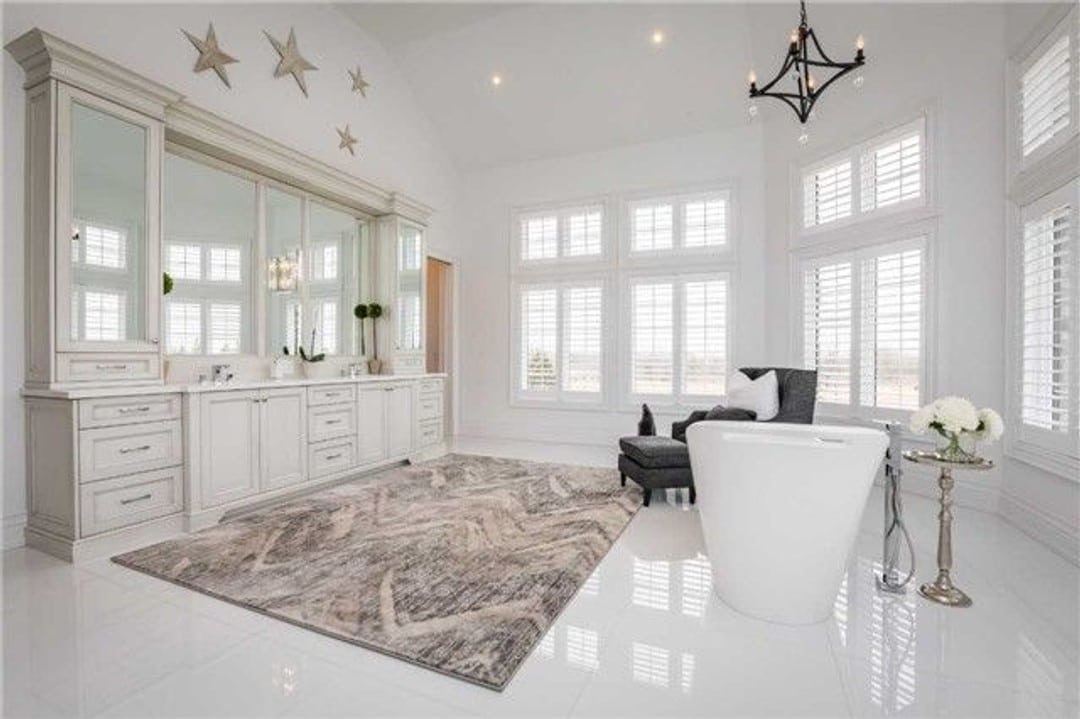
[[3, 438, 1078, 718]]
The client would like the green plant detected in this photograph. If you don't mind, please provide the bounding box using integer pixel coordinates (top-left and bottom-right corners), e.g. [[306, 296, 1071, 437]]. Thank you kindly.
[[353, 303, 369, 356], [367, 303, 383, 360], [281, 328, 325, 363], [163, 272, 174, 295]]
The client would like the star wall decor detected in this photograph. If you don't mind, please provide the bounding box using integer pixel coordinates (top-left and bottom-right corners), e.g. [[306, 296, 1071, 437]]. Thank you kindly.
[[348, 65, 370, 98], [181, 23, 238, 89], [264, 27, 318, 97], [337, 125, 359, 156]]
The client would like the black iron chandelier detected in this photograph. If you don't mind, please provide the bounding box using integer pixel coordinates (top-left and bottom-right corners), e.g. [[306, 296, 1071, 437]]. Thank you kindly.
[[748, 0, 865, 124]]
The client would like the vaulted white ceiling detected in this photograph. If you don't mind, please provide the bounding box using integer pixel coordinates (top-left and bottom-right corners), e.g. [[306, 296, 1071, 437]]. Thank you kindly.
[[339, 3, 767, 171]]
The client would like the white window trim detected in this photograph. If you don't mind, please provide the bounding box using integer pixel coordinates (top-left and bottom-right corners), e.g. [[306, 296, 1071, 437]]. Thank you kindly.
[[619, 184, 737, 267], [510, 197, 612, 271], [792, 230, 935, 424], [793, 112, 936, 242], [509, 276, 612, 410], [619, 270, 735, 413]]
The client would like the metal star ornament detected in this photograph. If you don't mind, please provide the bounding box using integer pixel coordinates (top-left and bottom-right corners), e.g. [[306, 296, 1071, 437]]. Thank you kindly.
[[348, 65, 370, 98], [337, 125, 359, 156], [264, 27, 318, 97], [181, 23, 238, 89]]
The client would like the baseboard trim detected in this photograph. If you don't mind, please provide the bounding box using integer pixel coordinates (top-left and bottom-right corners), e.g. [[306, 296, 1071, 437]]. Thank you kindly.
[[1000, 492, 1080, 567], [2, 514, 27, 550]]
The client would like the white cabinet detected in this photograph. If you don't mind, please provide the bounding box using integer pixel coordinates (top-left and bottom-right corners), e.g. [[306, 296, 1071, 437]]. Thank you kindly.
[[356, 386, 387, 465], [200, 388, 307, 506], [200, 391, 261, 507], [386, 384, 415, 459], [262, 388, 307, 490], [374, 215, 427, 375]]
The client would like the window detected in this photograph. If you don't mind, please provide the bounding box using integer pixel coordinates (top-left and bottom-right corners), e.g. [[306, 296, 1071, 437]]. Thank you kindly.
[[209, 303, 242, 354], [628, 191, 730, 254], [79, 224, 127, 270], [517, 204, 605, 263], [314, 301, 337, 355], [166, 301, 202, 354], [628, 275, 730, 402], [208, 246, 242, 282], [801, 117, 927, 230], [1020, 30, 1071, 159], [80, 289, 125, 342], [799, 239, 926, 415], [167, 244, 201, 280], [310, 244, 339, 281], [516, 282, 605, 402], [1017, 183, 1077, 453]]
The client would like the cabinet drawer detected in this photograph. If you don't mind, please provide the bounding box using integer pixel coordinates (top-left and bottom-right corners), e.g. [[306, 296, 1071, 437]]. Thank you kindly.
[[420, 378, 444, 394], [418, 392, 444, 420], [308, 437, 357, 479], [308, 403, 356, 442], [78, 420, 182, 483], [79, 394, 181, 428], [58, 353, 160, 383], [418, 418, 444, 447], [307, 384, 356, 406], [79, 466, 182, 537]]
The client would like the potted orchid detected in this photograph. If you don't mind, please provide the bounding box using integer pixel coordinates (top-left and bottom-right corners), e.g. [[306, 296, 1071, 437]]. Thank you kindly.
[[908, 396, 1004, 463]]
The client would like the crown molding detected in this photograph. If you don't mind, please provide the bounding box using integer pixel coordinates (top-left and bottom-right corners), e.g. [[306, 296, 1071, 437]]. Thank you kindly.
[[5, 28, 182, 119]]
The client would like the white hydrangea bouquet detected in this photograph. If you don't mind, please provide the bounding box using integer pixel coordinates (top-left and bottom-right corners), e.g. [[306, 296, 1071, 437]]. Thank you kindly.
[[909, 396, 1004, 463]]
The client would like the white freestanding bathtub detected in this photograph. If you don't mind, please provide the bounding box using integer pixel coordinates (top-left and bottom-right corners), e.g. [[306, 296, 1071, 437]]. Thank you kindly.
[[686, 421, 887, 625]]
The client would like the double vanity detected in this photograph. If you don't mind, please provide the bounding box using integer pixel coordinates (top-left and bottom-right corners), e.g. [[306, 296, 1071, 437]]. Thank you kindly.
[[9, 28, 449, 562], [24, 374, 446, 562]]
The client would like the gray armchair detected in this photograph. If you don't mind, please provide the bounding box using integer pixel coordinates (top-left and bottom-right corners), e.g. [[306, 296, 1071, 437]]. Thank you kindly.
[[671, 367, 818, 442]]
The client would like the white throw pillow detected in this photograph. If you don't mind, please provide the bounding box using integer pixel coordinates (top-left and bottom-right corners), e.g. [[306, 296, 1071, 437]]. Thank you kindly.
[[726, 370, 780, 421]]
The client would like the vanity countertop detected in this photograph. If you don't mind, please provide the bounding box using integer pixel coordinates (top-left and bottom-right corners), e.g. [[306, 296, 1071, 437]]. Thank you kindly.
[[22, 372, 449, 400]]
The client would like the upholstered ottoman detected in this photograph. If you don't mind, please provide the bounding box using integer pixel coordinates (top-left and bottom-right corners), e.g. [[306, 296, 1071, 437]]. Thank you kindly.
[[617, 436, 696, 507]]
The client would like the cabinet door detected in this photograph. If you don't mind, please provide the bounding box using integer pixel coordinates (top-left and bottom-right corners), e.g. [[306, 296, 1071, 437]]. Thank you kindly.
[[356, 386, 387, 465], [56, 84, 162, 356], [261, 388, 307, 490], [386, 384, 415, 459], [200, 391, 260, 508], [395, 223, 424, 354]]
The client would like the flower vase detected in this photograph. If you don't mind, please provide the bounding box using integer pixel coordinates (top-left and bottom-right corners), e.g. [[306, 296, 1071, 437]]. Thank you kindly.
[[936, 432, 977, 464]]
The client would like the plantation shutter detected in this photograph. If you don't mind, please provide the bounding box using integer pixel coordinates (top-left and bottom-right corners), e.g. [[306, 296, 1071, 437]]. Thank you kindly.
[[803, 160, 853, 228], [631, 282, 674, 395], [82, 224, 127, 269], [521, 215, 558, 261], [562, 286, 603, 393], [860, 247, 923, 410], [1021, 33, 1071, 159], [521, 288, 558, 391], [166, 300, 202, 354], [166, 244, 201, 280], [683, 197, 728, 248], [208, 303, 242, 354], [1020, 198, 1072, 433], [861, 130, 922, 211], [631, 203, 674, 252], [803, 261, 853, 404], [565, 209, 602, 257], [682, 279, 728, 395]]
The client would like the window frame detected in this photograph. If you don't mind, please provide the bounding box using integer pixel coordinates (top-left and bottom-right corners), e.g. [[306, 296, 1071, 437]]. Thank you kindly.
[[792, 231, 934, 423], [510, 276, 611, 409], [619, 185, 736, 265], [795, 114, 933, 240], [619, 270, 735, 412], [511, 197, 611, 270]]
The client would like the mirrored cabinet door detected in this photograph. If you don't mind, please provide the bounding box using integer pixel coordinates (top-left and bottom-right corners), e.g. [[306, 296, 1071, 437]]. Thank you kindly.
[[308, 202, 362, 357], [265, 187, 304, 355], [57, 84, 161, 354], [395, 223, 423, 352]]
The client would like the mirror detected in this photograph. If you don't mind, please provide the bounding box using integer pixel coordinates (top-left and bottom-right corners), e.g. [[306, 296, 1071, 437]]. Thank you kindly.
[[396, 224, 423, 351], [70, 102, 147, 343], [265, 187, 304, 355], [163, 153, 256, 355], [308, 202, 361, 356]]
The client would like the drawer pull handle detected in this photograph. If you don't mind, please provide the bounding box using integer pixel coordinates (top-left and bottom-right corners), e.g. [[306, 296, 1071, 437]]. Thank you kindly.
[[95, 364, 129, 371], [117, 406, 152, 414], [324, 453, 343, 461], [119, 445, 152, 454], [324, 392, 342, 397], [120, 493, 153, 505], [326, 419, 342, 425]]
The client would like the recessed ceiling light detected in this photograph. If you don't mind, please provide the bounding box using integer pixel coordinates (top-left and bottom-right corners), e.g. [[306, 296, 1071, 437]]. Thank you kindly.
[[490, 74, 503, 87], [651, 29, 665, 46]]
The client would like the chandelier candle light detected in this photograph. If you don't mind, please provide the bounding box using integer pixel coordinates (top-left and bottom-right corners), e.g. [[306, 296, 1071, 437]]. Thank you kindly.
[[748, 0, 866, 123]]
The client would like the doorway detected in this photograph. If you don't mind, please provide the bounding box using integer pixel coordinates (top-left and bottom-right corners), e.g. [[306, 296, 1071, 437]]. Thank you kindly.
[[426, 256, 453, 374]]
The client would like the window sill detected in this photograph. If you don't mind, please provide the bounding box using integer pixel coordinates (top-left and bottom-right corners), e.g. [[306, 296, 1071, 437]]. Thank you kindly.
[[1005, 437, 1080, 483]]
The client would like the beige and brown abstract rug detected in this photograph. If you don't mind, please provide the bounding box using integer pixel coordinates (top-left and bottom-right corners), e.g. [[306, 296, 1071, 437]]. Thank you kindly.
[[113, 454, 640, 690]]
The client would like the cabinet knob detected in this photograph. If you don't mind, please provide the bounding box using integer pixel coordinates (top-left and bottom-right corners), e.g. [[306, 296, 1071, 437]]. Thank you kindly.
[[151, 338, 159, 345]]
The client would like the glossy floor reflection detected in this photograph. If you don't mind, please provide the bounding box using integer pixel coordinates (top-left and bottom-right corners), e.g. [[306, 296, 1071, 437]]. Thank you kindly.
[[3, 439, 1078, 717]]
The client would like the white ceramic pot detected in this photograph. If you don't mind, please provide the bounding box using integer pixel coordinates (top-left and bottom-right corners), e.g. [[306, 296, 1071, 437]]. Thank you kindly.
[[302, 362, 339, 379]]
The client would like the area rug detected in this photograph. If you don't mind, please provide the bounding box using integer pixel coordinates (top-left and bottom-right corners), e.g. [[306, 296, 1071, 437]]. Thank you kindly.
[[113, 454, 640, 690]]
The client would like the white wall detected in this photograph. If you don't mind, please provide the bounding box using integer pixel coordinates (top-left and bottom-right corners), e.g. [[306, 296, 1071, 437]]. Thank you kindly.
[[1, 3, 464, 547], [457, 124, 766, 447], [755, 2, 1077, 560]]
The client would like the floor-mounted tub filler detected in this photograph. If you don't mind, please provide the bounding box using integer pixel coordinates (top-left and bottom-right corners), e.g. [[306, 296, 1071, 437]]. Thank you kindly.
[[687, 422, 888, 625]]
